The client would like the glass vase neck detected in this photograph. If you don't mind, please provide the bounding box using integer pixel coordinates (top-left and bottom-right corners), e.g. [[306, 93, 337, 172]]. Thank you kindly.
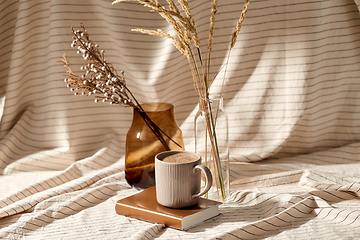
[[199, 94, 224, 115]]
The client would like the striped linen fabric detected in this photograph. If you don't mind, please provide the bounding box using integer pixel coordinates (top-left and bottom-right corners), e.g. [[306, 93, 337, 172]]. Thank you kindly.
[[0, 0, 360, 239]]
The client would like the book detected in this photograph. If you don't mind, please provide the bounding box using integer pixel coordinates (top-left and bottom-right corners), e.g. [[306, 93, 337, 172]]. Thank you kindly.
[[115, 186, 221, 230]]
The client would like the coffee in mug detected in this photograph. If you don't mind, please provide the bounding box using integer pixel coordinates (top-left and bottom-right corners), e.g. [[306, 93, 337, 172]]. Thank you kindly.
[[155, 151, 212, 208], [162, 152, 199, 163]]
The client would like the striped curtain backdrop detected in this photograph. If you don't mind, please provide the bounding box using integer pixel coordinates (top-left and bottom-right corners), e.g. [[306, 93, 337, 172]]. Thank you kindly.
[[0, 0, 360, 239]]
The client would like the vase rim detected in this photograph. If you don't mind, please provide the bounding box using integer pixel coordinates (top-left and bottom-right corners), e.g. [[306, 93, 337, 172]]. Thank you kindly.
[[200, 93, 223, 100], [138, 102, 174, 112]]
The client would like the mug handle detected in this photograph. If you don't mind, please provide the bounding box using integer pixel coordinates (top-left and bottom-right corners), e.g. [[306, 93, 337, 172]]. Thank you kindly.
[[191, 165, 213, 199]]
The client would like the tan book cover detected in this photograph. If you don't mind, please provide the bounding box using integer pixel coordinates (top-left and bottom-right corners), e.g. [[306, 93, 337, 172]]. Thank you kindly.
[[115, 186, 221, 230]]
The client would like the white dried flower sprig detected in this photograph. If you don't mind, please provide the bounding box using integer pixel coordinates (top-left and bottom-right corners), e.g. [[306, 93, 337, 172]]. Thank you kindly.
[[60, 23, 181, 150], [61, 23, 137, 107]]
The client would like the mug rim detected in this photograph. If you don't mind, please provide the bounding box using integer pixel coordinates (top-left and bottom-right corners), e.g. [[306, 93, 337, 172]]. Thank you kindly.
[[155, 150, 201, 165]]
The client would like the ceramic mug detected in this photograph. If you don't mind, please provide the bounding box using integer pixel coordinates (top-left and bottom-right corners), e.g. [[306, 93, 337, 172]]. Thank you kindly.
[[155, 150, 212, 208]]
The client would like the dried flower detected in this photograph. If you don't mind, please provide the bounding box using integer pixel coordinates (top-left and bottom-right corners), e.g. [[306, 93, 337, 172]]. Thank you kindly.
[[61, 24, 137, 107], [230, 0, 250, 49], [112, 0, 199, 51], [60, 23, 181, 150], [208, 0, 218, 52]]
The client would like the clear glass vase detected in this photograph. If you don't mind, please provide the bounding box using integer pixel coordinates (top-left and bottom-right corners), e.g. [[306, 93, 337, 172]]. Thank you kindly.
[[194, 94, 230, 201], [125, 102, 184, 189]]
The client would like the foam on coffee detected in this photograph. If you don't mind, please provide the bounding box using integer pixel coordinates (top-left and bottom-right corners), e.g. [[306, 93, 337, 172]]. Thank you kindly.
[[162, 152, 199, 163]]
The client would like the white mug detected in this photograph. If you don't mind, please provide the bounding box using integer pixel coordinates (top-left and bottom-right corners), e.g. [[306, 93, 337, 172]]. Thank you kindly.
[[155, 151, 212, 208]]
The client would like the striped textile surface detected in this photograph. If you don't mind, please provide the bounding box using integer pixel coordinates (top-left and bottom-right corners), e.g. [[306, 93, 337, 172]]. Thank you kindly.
[[0, 0, 360, 239]]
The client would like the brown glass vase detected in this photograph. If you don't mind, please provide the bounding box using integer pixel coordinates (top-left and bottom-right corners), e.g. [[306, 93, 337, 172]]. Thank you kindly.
[[125, 102, 184, 189]]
